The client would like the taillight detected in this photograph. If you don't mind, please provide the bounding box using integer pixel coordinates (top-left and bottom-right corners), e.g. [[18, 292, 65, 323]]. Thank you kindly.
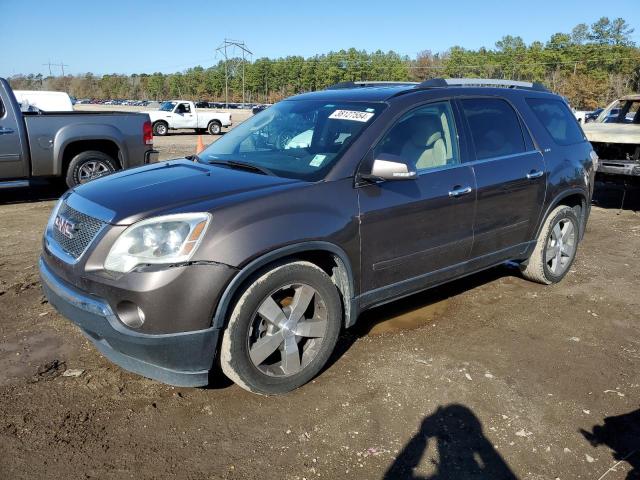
[[143, 121, 153, 145]]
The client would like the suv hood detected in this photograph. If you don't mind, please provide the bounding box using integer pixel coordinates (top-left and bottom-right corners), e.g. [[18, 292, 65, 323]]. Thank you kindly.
[[583, 123, 640, 144], [72, 159, 301, 225]]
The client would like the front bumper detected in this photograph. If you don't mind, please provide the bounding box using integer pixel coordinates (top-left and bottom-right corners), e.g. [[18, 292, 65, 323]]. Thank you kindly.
[[596, 160, 640, 178], [39, 257, 218, 387]]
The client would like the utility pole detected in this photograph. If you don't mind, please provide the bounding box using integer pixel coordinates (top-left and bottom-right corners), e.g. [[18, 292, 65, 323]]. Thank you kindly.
[[216, 39, 252, 108]]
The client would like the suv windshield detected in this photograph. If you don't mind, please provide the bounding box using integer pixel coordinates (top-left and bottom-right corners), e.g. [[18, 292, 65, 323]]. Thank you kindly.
[[198, 100, 385, 181], [159, 101, 177, 112]]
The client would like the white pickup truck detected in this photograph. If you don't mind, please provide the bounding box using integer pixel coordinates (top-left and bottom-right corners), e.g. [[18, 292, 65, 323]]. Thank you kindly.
[[146, 101, 232, 136]]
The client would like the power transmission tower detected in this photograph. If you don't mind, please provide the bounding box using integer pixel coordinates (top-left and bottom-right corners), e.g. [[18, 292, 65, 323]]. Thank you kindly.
[[216, 39, 252, 107], [42, 61, 53, 76], [52, 61, 70, 92]]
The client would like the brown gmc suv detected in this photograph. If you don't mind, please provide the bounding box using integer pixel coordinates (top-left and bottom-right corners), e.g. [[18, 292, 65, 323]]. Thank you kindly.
[[40, 79, 596, 394]]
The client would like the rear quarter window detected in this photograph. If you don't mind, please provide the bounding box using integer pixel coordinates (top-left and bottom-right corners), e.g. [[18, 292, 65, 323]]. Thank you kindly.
[[526, 98, 585, 146], [460, 98, 526, 160]]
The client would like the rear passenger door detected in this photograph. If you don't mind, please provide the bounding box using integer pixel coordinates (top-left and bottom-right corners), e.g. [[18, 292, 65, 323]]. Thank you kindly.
[[458, 97, 546, 260]]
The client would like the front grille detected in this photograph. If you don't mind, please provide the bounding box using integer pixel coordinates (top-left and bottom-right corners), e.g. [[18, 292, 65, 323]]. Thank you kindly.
[[50, 202, 105, 259]]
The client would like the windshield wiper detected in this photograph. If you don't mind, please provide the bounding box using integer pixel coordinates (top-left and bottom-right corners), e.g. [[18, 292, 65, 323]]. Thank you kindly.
[[208, 159, 275, 176]]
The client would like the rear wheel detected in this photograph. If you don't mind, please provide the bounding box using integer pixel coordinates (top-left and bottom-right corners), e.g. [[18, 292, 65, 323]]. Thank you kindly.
[[65, 150, 117, 188], [207, 120, 222, 135], [220, 261, 342, 395], [153, 121, 168, 136], [520, 205, 580, 284]]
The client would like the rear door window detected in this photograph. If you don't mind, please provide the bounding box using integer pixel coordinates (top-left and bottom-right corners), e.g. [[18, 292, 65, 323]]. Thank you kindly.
[[526, 98, 585, 145], [460, 98, 526, 160]]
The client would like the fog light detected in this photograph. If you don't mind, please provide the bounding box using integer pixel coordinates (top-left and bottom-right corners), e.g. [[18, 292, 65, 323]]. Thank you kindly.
[[116, 301, 145, 329]]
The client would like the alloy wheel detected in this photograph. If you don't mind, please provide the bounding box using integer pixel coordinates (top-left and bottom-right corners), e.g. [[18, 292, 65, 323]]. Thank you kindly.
[[545, 218, 576, 276], [247, 283, 328, 377], [78, 160, 112, 183]]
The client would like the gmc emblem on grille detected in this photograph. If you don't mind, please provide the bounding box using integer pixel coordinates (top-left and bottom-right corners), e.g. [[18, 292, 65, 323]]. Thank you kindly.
[[54, 215, 77, 239]]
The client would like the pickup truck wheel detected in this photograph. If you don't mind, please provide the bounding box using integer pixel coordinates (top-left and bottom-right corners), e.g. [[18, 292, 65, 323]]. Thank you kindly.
[[153, 121, 168, 136], [520, 205, 580, 285], [220, 261, 342, 395], [207, 121, 222, 135], [66, 151, 117, 187]]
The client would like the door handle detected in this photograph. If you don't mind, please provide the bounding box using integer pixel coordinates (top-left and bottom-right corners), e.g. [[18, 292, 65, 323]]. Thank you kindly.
[[526, 170, 544, 179], [448, 186, 473, 198], [0, 127, 15, 135]]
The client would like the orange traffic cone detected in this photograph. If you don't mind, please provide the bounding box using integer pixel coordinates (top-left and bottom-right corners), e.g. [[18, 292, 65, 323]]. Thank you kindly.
[[196, 135, 205, 154]]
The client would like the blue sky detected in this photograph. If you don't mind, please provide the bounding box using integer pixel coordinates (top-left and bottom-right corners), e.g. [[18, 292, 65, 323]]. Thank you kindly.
[[1, 0, 638, 77]]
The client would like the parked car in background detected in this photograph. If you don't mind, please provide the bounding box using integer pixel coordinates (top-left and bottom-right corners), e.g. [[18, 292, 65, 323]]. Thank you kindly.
[[40, 78, 595, 395], [0, 78, 158, 188], [146, 100, 232, 136], [252, 104, 270, 115], [573, 109, 588, 124], [585, 108, 604, 123], [583, 95, 640, 184], [13, 89, 74, 112]]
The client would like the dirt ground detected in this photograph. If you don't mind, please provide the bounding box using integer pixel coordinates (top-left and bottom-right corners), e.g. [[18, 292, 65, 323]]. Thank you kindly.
[[0, 128, 639, 479]]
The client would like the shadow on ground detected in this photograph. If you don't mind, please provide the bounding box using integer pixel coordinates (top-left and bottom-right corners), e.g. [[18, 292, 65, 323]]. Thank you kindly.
[[0, 181, 65, 205], [581, 409, 640, 479], [384, 404, 518, 480], [353, 263, 520, 336], [593, 181, 640, 212]]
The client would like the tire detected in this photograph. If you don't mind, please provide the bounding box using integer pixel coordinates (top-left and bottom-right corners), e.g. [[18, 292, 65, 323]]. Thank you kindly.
[[520, 205, 580, 285], [220, 261, 342, 395], [65, 150, 118, 188], [153, 121, 168, 136], [207, 120, 222, 135]]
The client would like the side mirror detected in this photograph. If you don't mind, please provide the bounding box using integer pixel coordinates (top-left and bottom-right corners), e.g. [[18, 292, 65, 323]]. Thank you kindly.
[[368, 155, 417, 181]]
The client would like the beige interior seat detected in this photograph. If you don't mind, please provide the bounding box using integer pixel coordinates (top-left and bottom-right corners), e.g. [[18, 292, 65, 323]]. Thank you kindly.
[[401, 115, 448, 170]]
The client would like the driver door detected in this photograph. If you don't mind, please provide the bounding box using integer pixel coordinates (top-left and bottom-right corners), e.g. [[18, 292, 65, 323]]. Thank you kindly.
[[172, 103, 196, 128], [358, 101, 476, 297]]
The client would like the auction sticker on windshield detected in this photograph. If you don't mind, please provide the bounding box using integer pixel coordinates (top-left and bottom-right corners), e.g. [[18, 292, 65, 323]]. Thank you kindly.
[[329, 110, 375, 122]]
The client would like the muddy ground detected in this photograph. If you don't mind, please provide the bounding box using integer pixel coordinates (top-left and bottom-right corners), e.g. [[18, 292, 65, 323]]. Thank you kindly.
[[0, 131, 639, 479]]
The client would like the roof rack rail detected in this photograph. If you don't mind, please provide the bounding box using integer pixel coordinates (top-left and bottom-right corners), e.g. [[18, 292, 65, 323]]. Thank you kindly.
[[416, 78, 549, 92], [325, 81, 418, 90]]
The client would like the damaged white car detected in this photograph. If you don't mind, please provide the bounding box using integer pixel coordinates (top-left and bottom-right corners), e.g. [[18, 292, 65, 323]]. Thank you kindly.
[[582, 95, 640, 184]]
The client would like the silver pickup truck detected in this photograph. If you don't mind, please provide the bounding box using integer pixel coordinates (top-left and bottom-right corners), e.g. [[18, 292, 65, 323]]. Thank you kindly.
[[0, 78, 158, 189]]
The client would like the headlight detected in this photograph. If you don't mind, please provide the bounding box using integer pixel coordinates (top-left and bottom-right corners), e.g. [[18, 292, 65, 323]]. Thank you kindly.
[[104, 213, 211, 273]]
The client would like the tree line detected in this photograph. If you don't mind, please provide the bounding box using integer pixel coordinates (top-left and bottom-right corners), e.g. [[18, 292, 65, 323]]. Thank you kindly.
[[8, 17, 639, 110]]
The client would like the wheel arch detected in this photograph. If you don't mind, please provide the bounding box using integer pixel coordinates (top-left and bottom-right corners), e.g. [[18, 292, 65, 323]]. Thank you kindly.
[[536, 189, 589, 240], [61, 139, 122, 177], [54, 123, 126, 175], [211, 242, 356, 331]]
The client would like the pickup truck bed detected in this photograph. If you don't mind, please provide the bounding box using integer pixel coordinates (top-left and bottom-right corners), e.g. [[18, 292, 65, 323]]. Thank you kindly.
[[0, 77, 158, 188]]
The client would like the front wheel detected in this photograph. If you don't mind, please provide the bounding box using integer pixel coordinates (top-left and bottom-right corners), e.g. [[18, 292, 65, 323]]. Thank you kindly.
[[153, 121, 168, 136], [66, 150, 118, 188], [220, 261, 342, 395], [520, 205, 580, 284]]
